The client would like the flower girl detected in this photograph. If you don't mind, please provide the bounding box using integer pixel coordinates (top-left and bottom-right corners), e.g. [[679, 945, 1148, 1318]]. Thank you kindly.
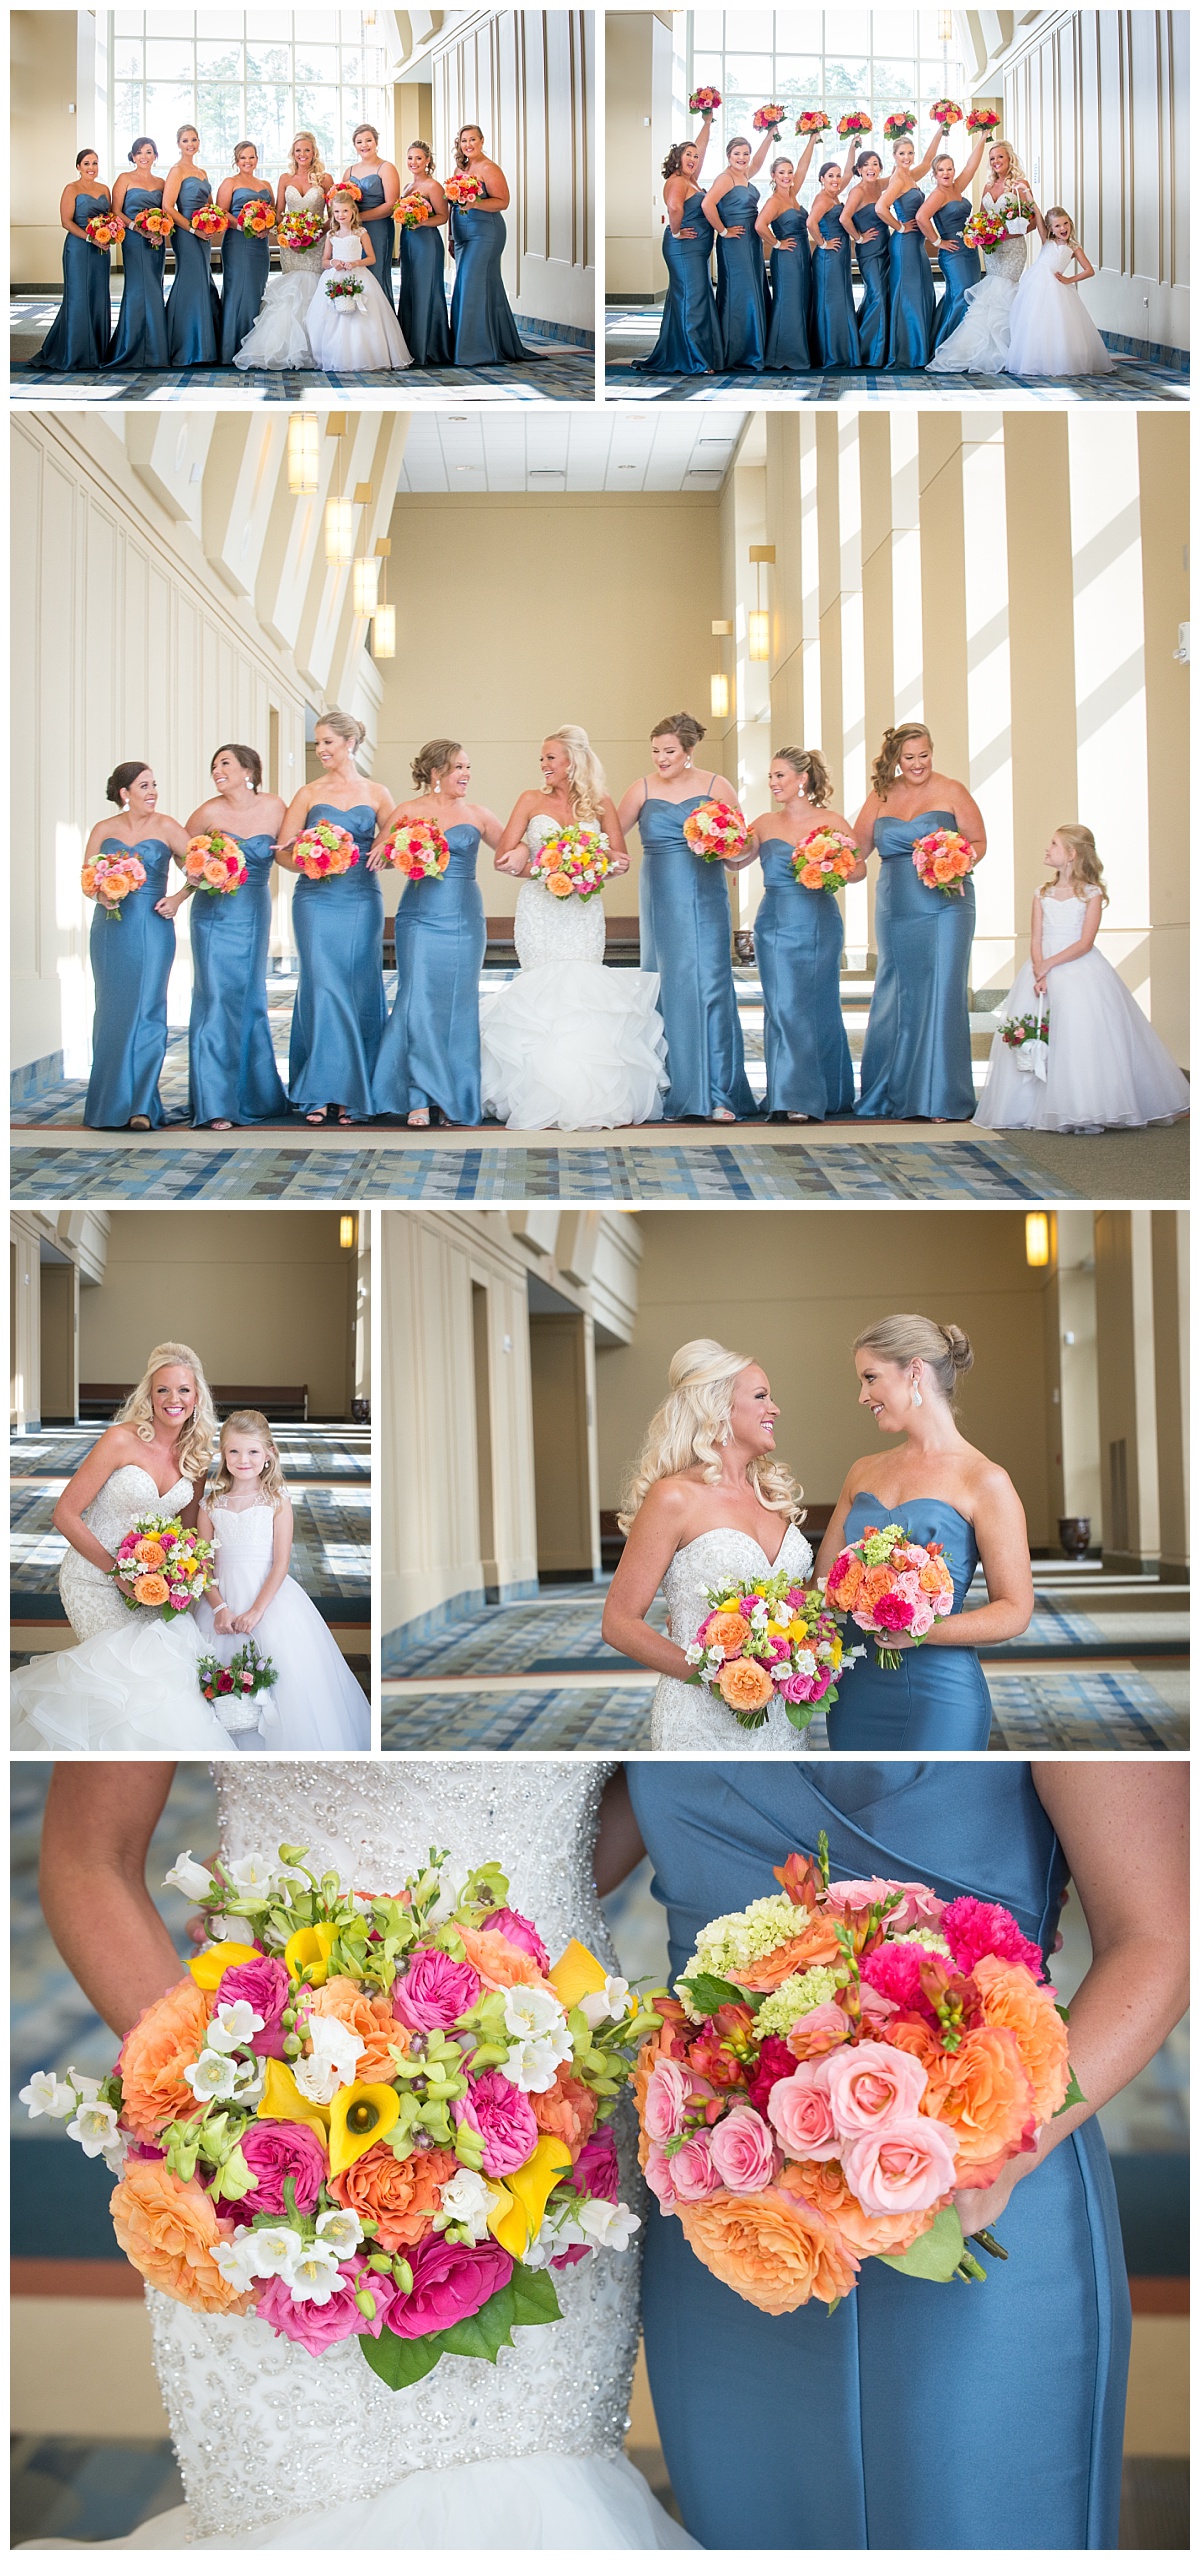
[[196, 1411, 370, 1750], [975, 826, 1190, 1133], [305, 185, 411, 372], [1005, 207, 1114, 377]]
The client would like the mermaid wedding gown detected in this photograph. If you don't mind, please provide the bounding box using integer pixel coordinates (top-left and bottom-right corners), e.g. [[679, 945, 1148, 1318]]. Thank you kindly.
[[479, 818, 668, 1129], [649, 1521, 814, 1752], [232, 184, 326, 371], [10, 1467, 234, 1754], [927, 223, 1029, 374]]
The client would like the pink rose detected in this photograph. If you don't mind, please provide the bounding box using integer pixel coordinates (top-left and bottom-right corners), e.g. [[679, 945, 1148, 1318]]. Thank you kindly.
[[843, 2118, 959, 2217], [643, 2057, 691, 2145], [216, 1955, 289, 2059], [709, 2104, 778, 2193], [569, 2125, 619, 2203], [767, 2060, 841, 2161], [824, 2041, 930, 2135], [643, 2144, 680, 2214], [670, 2131, 722, 2202], [256, 2256, 392, 2356], [229, 2119, 326, 2222], [481, 1907, 549, 1972], [785, 2000, 852, 2061], [452, 2067, 538, 2175], [393, 1945, 481, 2032], [383, 2235, 513, 2339]]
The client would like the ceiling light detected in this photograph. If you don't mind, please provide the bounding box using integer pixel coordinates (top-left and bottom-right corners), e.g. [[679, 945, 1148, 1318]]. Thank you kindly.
[[324, 497, 353, 564], [1025, 1212, 1051, 1268], [352, 556, 379, 615], [287, 413, 319, 495], [373, 603, 395, 658]]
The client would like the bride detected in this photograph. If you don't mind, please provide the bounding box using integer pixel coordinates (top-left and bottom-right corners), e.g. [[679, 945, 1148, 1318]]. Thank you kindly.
[[36, 1757, 690, 2551], [480, 728, 668, 1131], [232, 129, 331, 372], [601, 1339, 813, 1753], [11, 1344, 235, 1755], [928, 136, 1045, 375]]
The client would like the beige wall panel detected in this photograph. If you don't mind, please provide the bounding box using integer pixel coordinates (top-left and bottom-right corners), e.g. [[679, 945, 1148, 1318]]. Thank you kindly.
[[11, 10, 79, 282], [78, 1213, 357, 1418], [1136, 413, 1190, 1061], [430, 10, 592, 332]]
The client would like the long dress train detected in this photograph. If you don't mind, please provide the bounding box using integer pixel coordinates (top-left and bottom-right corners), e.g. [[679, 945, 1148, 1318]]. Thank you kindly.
[[218, 187, 274, 363], [927, 229, 1028, 373], [450, 196, 535, 365], [232, 186, 327, 370], [480, 821, 667, 1130], [973, 892, 1190, 1132]]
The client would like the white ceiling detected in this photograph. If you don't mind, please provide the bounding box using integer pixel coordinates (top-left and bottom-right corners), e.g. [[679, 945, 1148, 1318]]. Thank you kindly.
[[394, 409, 749, 495]]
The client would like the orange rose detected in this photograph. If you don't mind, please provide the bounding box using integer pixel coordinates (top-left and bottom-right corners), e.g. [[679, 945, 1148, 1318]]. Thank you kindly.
[[540, 844, 562, 869], [454, 1922, 547, 1994], [203, 858, 227, 887], [972, 1955, 1071, 2119], [133, 1538, 166, 1566], [732, 1913, 843, 1989], [921, 2023, 1035, 2171], [531, 2060, 598, 2160], [328, 2141, 456, 2248], [702, 1609, 749, 1660], [547, 873, 574, 897], [133, 1573, 170, 1606], [119, 1976, 212, 2137], [81, 865, 97, 895], [884, 2014, 943, 2069], [715, 1657, 775, 1717], [306, 1976, 406, 2081], [111, 2158, 244, 2314], [679, 2187, 861, 2313], [918, 1560, 948, 1594], [860, 1565, 894, 1610], [779, 2158, 939, 2260]]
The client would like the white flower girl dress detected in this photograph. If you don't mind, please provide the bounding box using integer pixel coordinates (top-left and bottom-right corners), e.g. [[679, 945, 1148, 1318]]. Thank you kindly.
[[306, 229, 411, 372]]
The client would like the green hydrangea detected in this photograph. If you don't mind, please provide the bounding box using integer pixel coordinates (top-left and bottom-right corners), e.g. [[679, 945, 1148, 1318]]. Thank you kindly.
[[682, 1895, 816, 1992], [899, 1928, 951, 1958], [752, 1965, 843, 2042]]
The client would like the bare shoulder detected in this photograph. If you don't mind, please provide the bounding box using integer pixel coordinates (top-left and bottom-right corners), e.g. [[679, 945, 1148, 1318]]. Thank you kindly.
[[961, 1444, 1019, 1507], [635, 1475, 693, 1533]]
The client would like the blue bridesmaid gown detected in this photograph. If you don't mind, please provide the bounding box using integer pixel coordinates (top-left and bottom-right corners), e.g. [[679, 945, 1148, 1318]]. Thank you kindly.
[[371, 823, 486, 1122], [354, 174, 396, 309], [634, 198, 721, 375], [638, 790, 756, 1120], [287, 805, 385, 1118], [764, 209, 814, 369], [755, 840, 854, 1118], [886, 185, 936, 367], [931, 197, 981, 348], [83, 838, 175, 1127], [166, 176, 220, 365], [104, 188, 169, 368], [187, 834, 287, 1126], [714, 183, 768, 370], [853, 202, 891, 365], [811, 204, 860, 366], [825, 1495, 991, 1748], [857, 806, 976, 1119], [37, 192, 112, 369], [628, 1759, 1130, 2552], [398, 220, 451, 364], [450, 192, 534, 364], [219, 187, 273, 363]]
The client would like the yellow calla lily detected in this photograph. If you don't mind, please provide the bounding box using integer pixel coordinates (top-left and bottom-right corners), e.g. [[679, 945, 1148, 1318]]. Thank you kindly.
[[187, 1939, 260, 1993], [284, 1921, 338, 1985], [546, 1939, 607, 2010], [486, 2134, 573, 2257], [328, 2081, 402, 2178], [257, 2058, 329, 2144]]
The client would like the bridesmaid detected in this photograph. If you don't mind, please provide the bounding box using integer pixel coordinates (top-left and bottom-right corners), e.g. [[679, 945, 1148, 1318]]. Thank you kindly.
[[370, 738, 501, 1127], [36, 149, 113, 370], [181, 744, 288, 1130], [878, 126, 942, 369], [918, 132, 988, 349], [275, 710, 394, 1126], [855, 721, 985, 1120], [633, 121, 721, 377], [82, 761, 189, 1131], [757, 144, 817, 371], [737, 746, 862, 1120], [105, 136, 169, 370], [841, 146, 890, 366], [617, 713, 756, 1123], [397, 141, 450, 365], [620, 1752, 1177, 2547], [216, 142, 274, 363], [162, 124, 220, 366], [807, 147, 859, 368], [816, 1314, 1033, 1750], [344, 122, 400, 311], [448, 123, 535, 366], [701, 128, 775, 373]]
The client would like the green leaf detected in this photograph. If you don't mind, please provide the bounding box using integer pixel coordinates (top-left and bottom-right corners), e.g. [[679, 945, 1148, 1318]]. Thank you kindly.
[[784, 1699, 816, 1735], [510, 2263, 563, 2328], [880, 2203, 970, 2283], [679, 1971, 760, 2016], [439, 2280, 519, 2364], [358, 2326, 446, 2392], [1054, 2064, 1086, 2115]]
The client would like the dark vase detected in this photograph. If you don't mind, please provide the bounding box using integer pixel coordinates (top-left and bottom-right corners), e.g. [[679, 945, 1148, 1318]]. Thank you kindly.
[[352, 1397, 371, 1424], [1058, 1516, 1092, 1559]]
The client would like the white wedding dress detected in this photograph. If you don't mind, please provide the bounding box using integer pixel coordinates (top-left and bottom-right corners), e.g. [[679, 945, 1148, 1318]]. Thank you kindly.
[[650, 1521, 814, 1752], [927, 223, 1029, 373], [232, 184, 326, 371], [480, 819, 669, 1129], [86, 1762, 691, 2551], [195, 1498, 371, 1753], [306, 230, 412, 372], [10, 1468, 234, 1755], [1004, 240, 1114, 376], [974, 891, 1191, 1133]]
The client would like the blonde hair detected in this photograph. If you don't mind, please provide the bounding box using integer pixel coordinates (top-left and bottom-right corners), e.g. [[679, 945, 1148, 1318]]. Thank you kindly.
[[315, 707, 366, 749], [1044, 204, 1079, 245], [852, 1316, 974, 1404], [114, 1343, 216, 1482], [287, 130, 327, 177], [618, 1339, 802, 1532], [1044, 822, 1108, 907], [546, 725, 606, 833], [454, 123, 485, 172], [872, 723, 933, 800], [209, 1409, 287, 1510], [988, 137, 1031, 189], [327, 186, 361, 230], [773, 745, 831, 807]]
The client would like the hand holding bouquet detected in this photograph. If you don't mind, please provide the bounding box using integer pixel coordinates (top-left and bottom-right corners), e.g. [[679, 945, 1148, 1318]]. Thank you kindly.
[[930, 99, 964, 127], [277, 207, 326, 252], [792, 827, 860, 893], [111, 1516, 215, 1620], [911, 827, 977, 897], [838, 112, 872, 138], [396, 193, 434, 229], [529, 823, 614, 901], [184, 831, 248, 897], [133, 207, 175, 244], [235, 199, 275, 236], [883, 112, 917, 142], [689, 87, 721, 117], [682, 800, 748, 863], [189, 207, 230, 242], [795, 111, 830, 136], [963, 208, 1008, 252], [82, 849, 147, 920], [445, 173, 487, 207], [753, 105, 788, 134], [966, 107, 1001, 133], [686, 1572, 858, 1736], [378, 818, 451, 882], [290, 821, 360, 879], [84, 212, 126, 248], [825, 1521, 955, 1669]]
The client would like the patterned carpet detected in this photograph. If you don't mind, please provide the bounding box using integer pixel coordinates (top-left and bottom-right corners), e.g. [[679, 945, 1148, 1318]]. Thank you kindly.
[[604, 308, 1189, 404]]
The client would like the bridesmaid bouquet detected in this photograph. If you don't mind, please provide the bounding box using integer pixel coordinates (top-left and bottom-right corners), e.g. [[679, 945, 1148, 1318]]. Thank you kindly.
[[20, 1843, 656, 2391], [911, 827, 977, 897], [825, 1521, 956, 1670], [686, 1572, 858, 1736], [529, 823, 614, 901], [197, 1639, 279, 1737], [81, 848, 147, 921], [277, 207, 326, 251], [379, 818, 451, 881], [682, 800, 749, 863], [966, 106, 1001, 132], [930, 99, 964, 127], [634, 1833, 1080, 2312], [184, 831, 248, 897], [689, 87, 722, 117], [189, 207, 230, 241], [445, 173, 487, 207], [132, 207, 175, 243], [792, 827, 860, 893], [235, 200, 276, 236], [753, 105, 788, 133], [111, 1516, 216, 1621], [795, 111, 830, 136], [883, 112, 917, 141], [963, 208, 1008, 252], [84, 212, 126, 248], [837, 113, 872, 138], [396, 193, 434, 229], [291, 821, 360, 878]]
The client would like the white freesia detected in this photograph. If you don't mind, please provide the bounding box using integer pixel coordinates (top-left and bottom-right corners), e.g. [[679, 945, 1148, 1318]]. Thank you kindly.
[[213, 1913, 258, 1945], [579, 1976, 630, 2028], [183, 2050, 240, 2101], [19, 2070, 77, 2121], [209, 2239, 256, 2294], [501, 1984, 567, 2041], [499, 2027, 573, 2093], [287, 2240, 345, 2305], [224, 1850, 285, 1897], [432, 2169, 497, 2245], [577, 2197, 640, 2252], [162, 1851, 215, 1900], [207, 2000, 265, 2054], [426, 1856, 471, 1924], [292, 2013, 364, 2104], [66, 2100, 123, 2160], [314, 2207, 364, 2260], [684, 1643, 705, 1666], [792, 1649, 816, 1678], [243, 2225, 303, 2281]]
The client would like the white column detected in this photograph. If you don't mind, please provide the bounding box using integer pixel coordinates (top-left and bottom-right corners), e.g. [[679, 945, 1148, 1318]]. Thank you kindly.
[[889, 415, 923, 725], [838, 419, 867, 962], [960, 418, 1013, 987], [1068, 411, 1150, 1005]]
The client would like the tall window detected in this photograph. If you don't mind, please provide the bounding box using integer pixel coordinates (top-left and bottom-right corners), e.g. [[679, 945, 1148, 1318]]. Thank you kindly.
[[682, 11, 972, 161], [106, 13, 389, 181]]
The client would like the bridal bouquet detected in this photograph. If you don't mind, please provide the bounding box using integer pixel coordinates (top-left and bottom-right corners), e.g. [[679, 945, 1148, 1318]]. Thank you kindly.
[[825, 1521, 955, 1670], [966, 106, 1001, 133], [189, 207, 230, 241], [396, 192, 434, 229], [235, 200, 276, 236], [795, 111, 830, 136], [963, 208, 1008, 252], [277, 207, 326, 251], [445, 173, 487, 207], [753, 105, 788, 133], [686, 1573, 858, 1736], [689, 87, 721, 117], [682, 800, 748, 863], [84, 212, 126, 248], [911, 827, 977, 897], [792, 827, 860, 894], [132, 207, 175, 244], [634, 1834, 1079, 2312], [81, 848, 146, 921], [883, 112, 916, 142], [327, 271, 365, 303], [183, 832, 248, 897], [22, 1845, 654, 2392], [529, 823, 614, 901], [291, 821, 360, 878], [930, 99, 963, 127], [197, 1639, 279, 1737], [837, 113, 872, 138], [111, 1516, 215, 1621], [380, 818, 451, 881]]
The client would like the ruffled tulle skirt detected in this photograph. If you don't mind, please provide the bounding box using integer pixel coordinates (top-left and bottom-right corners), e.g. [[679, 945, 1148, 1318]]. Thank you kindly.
[[974, 950, 1191, 1132], [232, 268, 320, 370], [306, 267, 412, 372], [195, 1568, 370, 1753], [927, 236, 1027, 374], [480, 962, 669, 1129], [10, 1612, 235, 1754], [1005, 259, 1115, 376]]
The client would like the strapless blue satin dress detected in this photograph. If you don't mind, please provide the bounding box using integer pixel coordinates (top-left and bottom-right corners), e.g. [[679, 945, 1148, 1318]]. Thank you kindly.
[[755, 840, 854, 1118], [628, 1759, 1129, 2551], [354, 174, 396, 309], [931, 198, 981, 347], [451, 194, 532, 364], [219, 187, 273, 362], [634, 198, 721, 375], [886, 186, 935, 367], [764, 209, 813, 369], [166, 176, 220, 364], [638, 793, 756, 1120], [714, 184, 768, 370], [857, 807, 976, 1119], [811, 203, 859, 366], [37, 193, 112, 369], [83, 838, 175, 1127], [372, 823, 486, 1123], [853, 202, 890, 365], [105, 189, 169, 368], [187, 833, 287, 1126], [398, 220, 450, 363], [825, 1495, 991, 1748], [287, 805, 385, 1117]]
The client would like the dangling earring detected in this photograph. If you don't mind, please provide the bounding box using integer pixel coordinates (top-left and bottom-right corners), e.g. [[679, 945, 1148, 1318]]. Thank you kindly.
[[910, 1375, 922, 1408], [684, 755, 693, 769]]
